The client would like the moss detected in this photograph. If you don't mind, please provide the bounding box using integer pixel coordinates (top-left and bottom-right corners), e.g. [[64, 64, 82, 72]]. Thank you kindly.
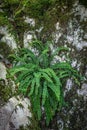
[[0, 0, 76, 47], [79, 0, 87, 8], [0, 42, 13, 58], [0, 79, 13, 107]]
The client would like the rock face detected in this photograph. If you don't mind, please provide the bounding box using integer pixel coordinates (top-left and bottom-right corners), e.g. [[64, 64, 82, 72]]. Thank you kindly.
[[0, 0, 87, 130], [0, 97, 32, 130], [78, 83, 87, 100], [0, 62, 7, 80], [0, 63, 32, 130], [0, 27, 17, 50]]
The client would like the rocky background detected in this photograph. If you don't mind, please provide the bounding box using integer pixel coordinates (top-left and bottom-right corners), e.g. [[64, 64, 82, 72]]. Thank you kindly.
[[0, 0, 87, 130]]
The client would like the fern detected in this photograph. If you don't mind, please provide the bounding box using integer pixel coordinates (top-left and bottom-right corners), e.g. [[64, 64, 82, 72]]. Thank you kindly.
[[44, 99, 53, 125], [42, 81, 48, 105], [29, 78, 36, 96], [9, 40, 83, 125], [51, 46, 69, 61], [34, 73, 41, 95], [10, 66, 29, 76]]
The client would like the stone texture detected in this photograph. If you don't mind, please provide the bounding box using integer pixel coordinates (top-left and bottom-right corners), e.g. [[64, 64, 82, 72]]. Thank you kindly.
[[0, 62, 7, 80], [77, 83, 87, 100], [0, 97, 32, 130]]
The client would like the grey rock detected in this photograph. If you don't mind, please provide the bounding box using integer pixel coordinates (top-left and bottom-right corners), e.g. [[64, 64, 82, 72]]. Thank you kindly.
[[0, 97, 32, 130]]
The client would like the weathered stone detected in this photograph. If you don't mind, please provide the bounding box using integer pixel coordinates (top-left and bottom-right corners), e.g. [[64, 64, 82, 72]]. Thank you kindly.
[[0, 62, 7, 80], [77, 83, 87, 100], [0, 97, 32, 130]]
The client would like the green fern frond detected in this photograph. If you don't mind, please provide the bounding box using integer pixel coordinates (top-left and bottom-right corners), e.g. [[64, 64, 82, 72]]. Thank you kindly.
[[51, 62, 72, 70], [9, 41, 83, 125], [31, 40, 44, 51], [51, 47, 69, 59], [18, 76, 32, 95], [34, 72, 41, 95], [48, 82, 61, 102], [42, 81, 48, 105], [31, 95, 41, 120], [72, 76, 80, 86], [59, 73, 70, 79], [19, 76, 31, 89], [39, 68, 52, 77], [9, 54, 25, 62], [10, 66, 29, 76], [29, 78, 36, 96], [38, 48, 49, 60], [48, 93, 58, 111], [16, 71, 29, 83], [44, 99, 53, 125], [21, 50, 38, 63], [41, 72, 53, 83]]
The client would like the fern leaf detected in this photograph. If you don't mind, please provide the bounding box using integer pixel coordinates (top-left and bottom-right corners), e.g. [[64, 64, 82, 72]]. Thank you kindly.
[[31, 40, 44, 51], [9, 54, 25, 62], [39, 68, 52, 77], [38, 48, 49, 60], [10, 66, 28, 76], [42, 81, 48, 105], [46, 68, 59, 82], [18, 76, 32, 95], [44, 99, 53, 125], [29, 78, 36, 96], [23, 52, 37, 63], [72, 76, 80, 86], [48, 93, 58, 112], [31, 95, 41, 120], [48, 82, 61, 102], [52, 47, 69, 57], [51, 62, 72, 70], [15, 71, 30, 83], [34, 72, 41, 95], [59, 73, 70, 79], [41, 72, 53, 83], [15, 8, 23, 17]]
